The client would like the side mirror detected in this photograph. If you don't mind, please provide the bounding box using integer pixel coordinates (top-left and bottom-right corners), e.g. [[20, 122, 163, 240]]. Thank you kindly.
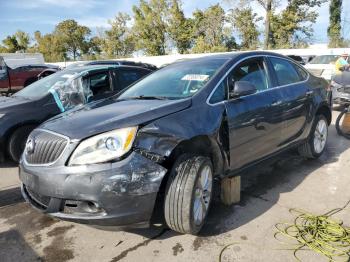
[[229, 81, 257, 98]]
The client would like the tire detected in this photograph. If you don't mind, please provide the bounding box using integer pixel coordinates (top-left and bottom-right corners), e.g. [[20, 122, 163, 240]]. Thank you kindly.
[[164, 155, 213, 235], [8, 125, 35, 163], [298, 114, 328, 159]]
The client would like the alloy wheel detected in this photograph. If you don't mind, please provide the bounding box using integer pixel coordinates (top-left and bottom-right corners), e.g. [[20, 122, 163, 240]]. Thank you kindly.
[[314, 118, 328, 154], [193, 165, 213, 226]]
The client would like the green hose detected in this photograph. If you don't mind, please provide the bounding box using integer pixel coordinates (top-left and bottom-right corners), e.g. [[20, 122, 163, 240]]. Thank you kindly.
[[274, 200, 350, 261], [219, 200, 350, 262]]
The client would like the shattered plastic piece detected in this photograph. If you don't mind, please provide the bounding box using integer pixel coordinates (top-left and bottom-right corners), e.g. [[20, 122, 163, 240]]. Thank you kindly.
[[49, 76, 92, 112]]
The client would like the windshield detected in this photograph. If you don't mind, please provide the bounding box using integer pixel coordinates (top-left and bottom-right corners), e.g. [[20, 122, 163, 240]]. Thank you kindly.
[[118, 58, 228, 100], [309, 55, 339, 64]]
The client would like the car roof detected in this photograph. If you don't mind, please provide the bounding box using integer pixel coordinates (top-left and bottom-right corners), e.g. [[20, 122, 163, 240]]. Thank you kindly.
[[68, 60, 157, 70], [170, 51, 289, 65], [61, 64, 152, 75], [11, 63, 59, 69]]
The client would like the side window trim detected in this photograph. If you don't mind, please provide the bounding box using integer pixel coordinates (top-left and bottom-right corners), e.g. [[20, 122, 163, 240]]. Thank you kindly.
[[110, 68, 119, 92], [264, 56, 279, 88], [206, 54, 310, 106]]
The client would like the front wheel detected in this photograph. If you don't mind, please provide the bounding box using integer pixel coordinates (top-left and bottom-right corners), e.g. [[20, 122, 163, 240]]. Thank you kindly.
[[164, 155, 213, 235], [298, 114, 328, 159]]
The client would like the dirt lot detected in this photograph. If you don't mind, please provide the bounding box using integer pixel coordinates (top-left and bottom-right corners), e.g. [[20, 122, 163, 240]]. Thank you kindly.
[[1, 111, 350, 262]]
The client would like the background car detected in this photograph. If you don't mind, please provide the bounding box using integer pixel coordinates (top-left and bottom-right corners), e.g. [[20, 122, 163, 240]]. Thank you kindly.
[[287, 55, 305, 65], [0, 64, 154, 162], [0, 54, 59, 95], [304, 54, 341, 81], [19, 52, 331, 235], [330, 71, 350, 106]]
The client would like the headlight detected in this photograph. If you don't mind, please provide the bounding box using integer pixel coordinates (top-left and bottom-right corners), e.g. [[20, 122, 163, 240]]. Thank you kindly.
[[69, 127, 138, 166]]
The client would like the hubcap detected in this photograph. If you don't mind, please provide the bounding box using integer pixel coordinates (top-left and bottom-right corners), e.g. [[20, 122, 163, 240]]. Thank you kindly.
[[193, 165, 212, 226], [314, 119, 328, 154]]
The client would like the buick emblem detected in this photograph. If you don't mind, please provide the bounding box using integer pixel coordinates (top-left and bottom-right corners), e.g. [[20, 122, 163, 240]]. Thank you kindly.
[[26, 138, 35, 154]]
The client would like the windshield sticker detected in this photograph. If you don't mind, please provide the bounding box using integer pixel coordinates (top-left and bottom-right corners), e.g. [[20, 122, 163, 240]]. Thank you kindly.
[[181, 74, 209, 81], [61, 74, 76, 79]]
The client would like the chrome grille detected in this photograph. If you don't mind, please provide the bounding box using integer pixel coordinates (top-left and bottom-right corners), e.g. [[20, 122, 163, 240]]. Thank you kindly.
[[25, 129, 68, 165]]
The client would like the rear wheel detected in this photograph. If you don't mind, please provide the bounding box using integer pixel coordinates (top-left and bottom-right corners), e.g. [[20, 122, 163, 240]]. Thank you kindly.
[[164, 155, 213, 235], [8, 125, 35, 163], [298, 114, 328, 159]]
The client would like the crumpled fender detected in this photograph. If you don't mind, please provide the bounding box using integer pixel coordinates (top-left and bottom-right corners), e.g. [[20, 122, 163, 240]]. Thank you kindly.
[[134, 103, 230, 173]]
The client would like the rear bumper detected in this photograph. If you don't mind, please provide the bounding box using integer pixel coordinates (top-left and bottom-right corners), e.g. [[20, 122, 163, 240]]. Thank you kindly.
[[19, 152, 167, 227]]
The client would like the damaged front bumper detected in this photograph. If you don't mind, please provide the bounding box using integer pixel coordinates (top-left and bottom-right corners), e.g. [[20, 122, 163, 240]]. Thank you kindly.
[[332, 87, 350, 105], [19, 152, 167, 227]]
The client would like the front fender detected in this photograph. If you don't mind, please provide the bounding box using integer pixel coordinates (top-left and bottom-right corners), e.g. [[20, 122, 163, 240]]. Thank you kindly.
[[133, 103, 230, 175]]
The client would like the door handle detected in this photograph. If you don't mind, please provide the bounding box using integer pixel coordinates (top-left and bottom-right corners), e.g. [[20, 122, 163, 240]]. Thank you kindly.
[[306, 90, 314, 96], [271, 100, 282, 106]]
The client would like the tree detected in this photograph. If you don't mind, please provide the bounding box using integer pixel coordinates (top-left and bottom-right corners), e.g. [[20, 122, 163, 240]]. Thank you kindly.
[[328, 0, 343, 47], [261, 0, 272, 49], [84, 36, 103, 60], [101, 12, 135, 58], [15, 31, 30, 51], [270, 0, 326, 48], [54, 19, 91, 60], [132, 0, 169, 56], [192, 4, 229, 53], [168, 0, 192, 54], [2, 36, 19, 53], [32, 31, 66, 62], [229, 7, 262, 50], [225, 0, 274, 49], [1, 30, 30, 52]]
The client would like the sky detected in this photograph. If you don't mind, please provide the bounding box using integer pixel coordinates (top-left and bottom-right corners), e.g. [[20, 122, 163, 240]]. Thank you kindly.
[[0, 0, 349, 45]]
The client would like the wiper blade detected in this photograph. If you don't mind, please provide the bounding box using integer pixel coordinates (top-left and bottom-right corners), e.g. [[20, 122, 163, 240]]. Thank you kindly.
[[118, 95, 169, 101]]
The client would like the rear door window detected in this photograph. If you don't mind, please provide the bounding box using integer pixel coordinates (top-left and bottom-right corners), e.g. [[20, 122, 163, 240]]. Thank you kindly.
[[294, 64, 308, 80], [269, 57, 302, 86]]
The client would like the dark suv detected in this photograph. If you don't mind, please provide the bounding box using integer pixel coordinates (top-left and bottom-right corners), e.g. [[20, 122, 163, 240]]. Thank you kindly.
[[0, 64, 153, 162], [19, 52, 331, 235]]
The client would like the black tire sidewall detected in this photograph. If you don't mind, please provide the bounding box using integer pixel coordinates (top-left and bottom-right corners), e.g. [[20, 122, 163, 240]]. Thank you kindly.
[[309, 115, 328, 158]]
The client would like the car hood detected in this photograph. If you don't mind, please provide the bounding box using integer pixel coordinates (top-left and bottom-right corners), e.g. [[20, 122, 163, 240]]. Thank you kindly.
[[0, 96, 33, 111], [333, 72, 350, 86], [40, 98, 192, 140]]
